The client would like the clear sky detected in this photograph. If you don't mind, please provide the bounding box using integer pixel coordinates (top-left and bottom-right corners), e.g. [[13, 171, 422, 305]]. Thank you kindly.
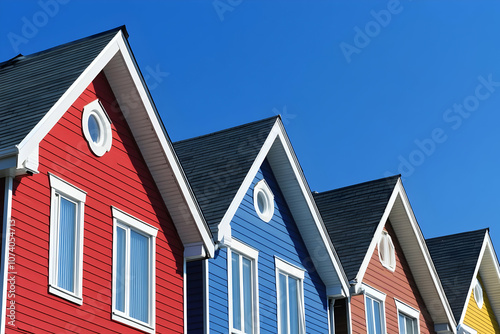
[[2, 1, 500, 253]]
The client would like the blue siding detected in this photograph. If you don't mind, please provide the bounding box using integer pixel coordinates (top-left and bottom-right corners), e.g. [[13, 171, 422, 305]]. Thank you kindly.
[[187, 261, 203, 333], [206, 159, 328, 333]]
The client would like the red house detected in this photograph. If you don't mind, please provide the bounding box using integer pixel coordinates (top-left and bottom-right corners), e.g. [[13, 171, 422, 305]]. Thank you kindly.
[[0, 27, 213, 333], [313, 176, 457, 334]]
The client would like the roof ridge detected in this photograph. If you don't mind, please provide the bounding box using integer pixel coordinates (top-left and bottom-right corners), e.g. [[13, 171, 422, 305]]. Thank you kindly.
[[426, 228, 488, 242], [2, 26, 126, 63], [313, 174, 400, 197], [173, 115, 279, 145]]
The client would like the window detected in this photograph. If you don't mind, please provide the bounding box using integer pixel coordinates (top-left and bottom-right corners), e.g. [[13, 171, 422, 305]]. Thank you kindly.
[[395, 299, 419, 334], [48, 174, 86, 305], [473, 278, 483, 309], [229, 239, 259, 334], [275, 257, 305, 334], [253, 179, 274, 222], [82, 99, 112, 157], [364, 285, 386, 334], [112, 207, 158, 333], [378, 230, 396, 271]]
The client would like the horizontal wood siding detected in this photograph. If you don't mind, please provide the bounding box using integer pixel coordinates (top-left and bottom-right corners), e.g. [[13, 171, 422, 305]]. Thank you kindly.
[[208, 159, 328, 333], [208, 248, 229, 332], [187, 260, 204, 334], [463, 275, 500, 333], [353, 221, 436, 334], [8, 72, 184, 333]]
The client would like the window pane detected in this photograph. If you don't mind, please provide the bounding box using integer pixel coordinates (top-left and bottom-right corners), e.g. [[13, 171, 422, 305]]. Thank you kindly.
[[366, 297, 375, 334], [116, 227, 126, 312], [406, 316, 415, 334], [399, 314, 405, 334], [232, 252, 241, 330], [288, 276, 299, 334], [129, 230, 149, 323], [279, 273, 288, 334], [58, 197, 76, 292], [373, 300, 382, 334], [242, 257, 253, 333]]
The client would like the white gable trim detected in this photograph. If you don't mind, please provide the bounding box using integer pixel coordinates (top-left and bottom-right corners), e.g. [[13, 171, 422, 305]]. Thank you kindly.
[[216, 119, 349, 296], [458, 232, 500, 326], [13, 29, 214, 258], [355, 179, 457, 332]]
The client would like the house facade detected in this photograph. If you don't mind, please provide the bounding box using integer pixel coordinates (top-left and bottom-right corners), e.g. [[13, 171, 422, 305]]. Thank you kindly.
[[176, 117, 349, 333], [0, 27, 213, 333], [314, 176, 457, 334], [427, 229, 500, 334]]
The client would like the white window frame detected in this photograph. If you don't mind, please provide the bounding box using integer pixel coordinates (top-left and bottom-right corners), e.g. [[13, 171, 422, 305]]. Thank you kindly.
[[275, 257, 305, 334], [82, 99, 112, 157], [395, 299, 420, 334], [48, 173, 86, 305], [253, 179, 274, 222], [111, 207, 158, 334], [378, 230, 396, 272], [363, 284, 386, 334], [228, 239, 259, 334]]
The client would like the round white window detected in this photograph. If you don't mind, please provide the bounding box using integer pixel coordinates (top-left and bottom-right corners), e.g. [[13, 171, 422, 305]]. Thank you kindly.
[[253, 179, 274, 222], [378, 231, 396, 271], [474, 278, 484, 309], [82, 99, 112, 157]]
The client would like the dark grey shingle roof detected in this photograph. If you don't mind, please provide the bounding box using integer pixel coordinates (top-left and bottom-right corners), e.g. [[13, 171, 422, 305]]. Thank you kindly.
[[0, 27, 124, 151], [426, 229, 487, 322], [173, 116, 278, 235], [313, 175, 400, 281]]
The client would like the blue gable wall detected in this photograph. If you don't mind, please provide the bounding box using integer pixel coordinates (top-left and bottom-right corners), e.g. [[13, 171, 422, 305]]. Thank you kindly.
[[204, 159, 328, 333]]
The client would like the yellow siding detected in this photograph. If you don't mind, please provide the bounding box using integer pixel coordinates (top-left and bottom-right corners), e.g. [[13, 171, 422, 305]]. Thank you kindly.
[[463, 275, 500, 333]]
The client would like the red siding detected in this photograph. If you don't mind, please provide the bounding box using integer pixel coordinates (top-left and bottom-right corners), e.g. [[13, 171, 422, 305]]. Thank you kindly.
[[351, 222, 436, 334], [7, 72, 184, 333]]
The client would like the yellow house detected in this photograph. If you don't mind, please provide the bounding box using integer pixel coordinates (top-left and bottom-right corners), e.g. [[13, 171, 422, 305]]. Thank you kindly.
[[427, 229, 500, 334]]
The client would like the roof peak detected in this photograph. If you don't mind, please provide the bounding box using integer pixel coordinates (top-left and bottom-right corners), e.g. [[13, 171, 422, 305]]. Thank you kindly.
[[174, 115, 280, 145], [314, 174, 400, 197], [426, 228, 489, 243]]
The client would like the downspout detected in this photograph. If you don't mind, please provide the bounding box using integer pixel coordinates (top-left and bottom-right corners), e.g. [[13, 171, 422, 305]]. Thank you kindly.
[[0, 177, 13, 334]]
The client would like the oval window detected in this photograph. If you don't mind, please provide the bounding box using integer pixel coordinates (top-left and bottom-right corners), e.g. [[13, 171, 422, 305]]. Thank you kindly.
[[88, 113, 101, 144], [378, 231, 396, 271], [253, 180, 274, 222], [82, 100, 112, 157], [474, 278, 484, 309]]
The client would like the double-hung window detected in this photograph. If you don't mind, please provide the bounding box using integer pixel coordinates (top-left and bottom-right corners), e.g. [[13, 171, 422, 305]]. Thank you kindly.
[[48, 174, 86, 305], [395, 299, 419, 334], [229, 239, 259, 334], [275, 257, 305, 334], [112, 207, 157, 333], [364, 285, 386, 334]]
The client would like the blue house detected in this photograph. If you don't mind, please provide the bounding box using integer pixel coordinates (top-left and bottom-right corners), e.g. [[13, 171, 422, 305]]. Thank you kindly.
[[174, 116, 349, 333]]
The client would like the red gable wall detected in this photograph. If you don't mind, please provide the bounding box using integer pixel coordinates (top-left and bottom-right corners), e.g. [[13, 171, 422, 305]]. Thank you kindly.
[[8, 72, 184, 333], [351, 222, 436, 334]]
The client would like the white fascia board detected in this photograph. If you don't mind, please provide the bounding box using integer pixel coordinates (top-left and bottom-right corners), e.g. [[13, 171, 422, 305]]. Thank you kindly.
[[16, 32, 121, 166], [217, 119, 349, 295], [355, 182, 400, 283], [114, 35, 214, 258]]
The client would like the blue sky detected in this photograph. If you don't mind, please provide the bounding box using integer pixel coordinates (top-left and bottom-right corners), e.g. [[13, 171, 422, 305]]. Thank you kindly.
[[2, 1, 500, 252]]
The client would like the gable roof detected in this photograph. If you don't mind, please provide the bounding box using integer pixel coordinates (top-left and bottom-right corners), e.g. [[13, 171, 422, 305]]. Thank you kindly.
[[174, 116, 349, 296], [314, 176, 457, 332], [313, 175, 399, 280], [0, 27, 214, 258], [0, 27, 123, 154], [427, 229, 500, 325], [173, 116, 277, 235]]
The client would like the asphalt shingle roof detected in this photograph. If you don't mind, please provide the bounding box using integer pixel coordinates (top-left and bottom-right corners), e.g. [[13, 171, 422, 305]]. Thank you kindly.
[[313, 175, 400, 281], [426, 229, 487, 322], [0, 26, 124, 151], [173, 116, 278, 236]]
